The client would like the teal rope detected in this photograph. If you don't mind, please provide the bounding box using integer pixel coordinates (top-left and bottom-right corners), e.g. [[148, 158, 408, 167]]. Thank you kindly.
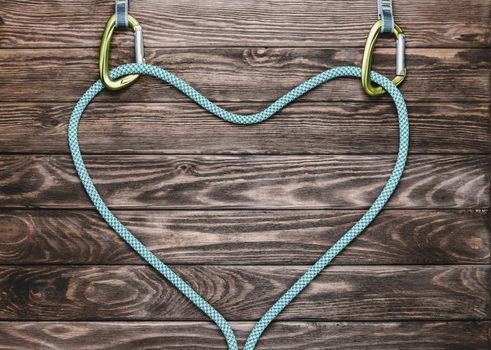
[[68, 63, 409, 349]]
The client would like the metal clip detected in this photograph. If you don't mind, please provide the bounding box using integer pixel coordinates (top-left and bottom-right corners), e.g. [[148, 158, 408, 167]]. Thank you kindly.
[[361, 20, 406, 96], [99, 14, 145, 91]]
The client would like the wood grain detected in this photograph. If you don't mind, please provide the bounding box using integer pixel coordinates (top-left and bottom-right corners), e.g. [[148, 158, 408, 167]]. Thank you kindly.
[[0, 48, 489, 103], [0, 102, 488, 155], [0, 0, 489, 347], [0, 0, 489, 48], [0, 321, 489, 350], [0, 155, 488, 209], [0, 265, 489, 321], [0, 209, 489, 265]]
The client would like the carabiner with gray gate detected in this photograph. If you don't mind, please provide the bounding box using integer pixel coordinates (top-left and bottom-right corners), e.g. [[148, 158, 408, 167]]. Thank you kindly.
[[99, 0, 145, 91], [361, 0, 407, 96]]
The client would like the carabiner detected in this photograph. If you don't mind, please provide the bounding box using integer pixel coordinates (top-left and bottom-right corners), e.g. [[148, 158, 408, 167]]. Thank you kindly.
[[99, 14, 145, 91], [361, 20, 406, 96]]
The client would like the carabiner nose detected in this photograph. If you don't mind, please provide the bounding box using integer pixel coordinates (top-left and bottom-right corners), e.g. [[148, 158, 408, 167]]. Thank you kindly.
[[361, 20, 406, 96], [99, 14, 145, 91]]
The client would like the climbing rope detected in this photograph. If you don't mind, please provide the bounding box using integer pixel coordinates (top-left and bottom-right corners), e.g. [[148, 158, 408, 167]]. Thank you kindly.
[[68, 63, 409, 349]]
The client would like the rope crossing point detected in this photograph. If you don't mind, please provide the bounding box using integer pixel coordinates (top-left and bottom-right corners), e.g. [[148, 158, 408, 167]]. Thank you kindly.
[[68, 63, 409, 349]]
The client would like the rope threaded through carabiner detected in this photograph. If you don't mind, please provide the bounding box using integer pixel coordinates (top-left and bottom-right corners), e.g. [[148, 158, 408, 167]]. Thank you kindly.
[[68, 64, 409, 350]]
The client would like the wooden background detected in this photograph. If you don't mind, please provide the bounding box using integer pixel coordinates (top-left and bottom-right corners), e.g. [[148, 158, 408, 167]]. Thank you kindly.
[[0, 0, 490, 349]]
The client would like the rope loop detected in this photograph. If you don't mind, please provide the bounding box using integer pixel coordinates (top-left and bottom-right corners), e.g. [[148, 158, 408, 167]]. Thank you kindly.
[[68, 64, 409, 349]]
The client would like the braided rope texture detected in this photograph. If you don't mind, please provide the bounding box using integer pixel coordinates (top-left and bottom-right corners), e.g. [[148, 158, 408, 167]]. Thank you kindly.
[[68, 64, 409, 350]]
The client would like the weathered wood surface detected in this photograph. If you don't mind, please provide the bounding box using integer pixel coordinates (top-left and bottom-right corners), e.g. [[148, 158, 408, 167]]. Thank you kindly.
[[0, 321, 489, 350], [0, 154, 487, 209], [0, 0, 489, 348], [1, 209, 489, 265], [0, 102, 488, 155], [0, 265, 489, 321], [0, 48, 489, 103], [0, 0, 489, 48]]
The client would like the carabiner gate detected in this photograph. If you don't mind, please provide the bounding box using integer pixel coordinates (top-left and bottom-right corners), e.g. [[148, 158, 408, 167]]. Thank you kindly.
[[99, 14, 145, 91], [361, 20, 406, 96]]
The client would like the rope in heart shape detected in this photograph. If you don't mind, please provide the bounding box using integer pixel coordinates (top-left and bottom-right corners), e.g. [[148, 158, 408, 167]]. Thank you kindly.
[[68, 63, 409, 349]]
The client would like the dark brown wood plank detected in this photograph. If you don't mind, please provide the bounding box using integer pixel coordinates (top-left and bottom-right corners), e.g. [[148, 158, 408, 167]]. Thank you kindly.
[[1, 209, 489, 265], [0, 48, 489, 103], [0, 321, 489, 350], [0, 265, 489, 321], [0, 102, 488, 155], [0, 0, 489, 346], [0, 155, 487, 209], [0, 0, 489, 48]]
